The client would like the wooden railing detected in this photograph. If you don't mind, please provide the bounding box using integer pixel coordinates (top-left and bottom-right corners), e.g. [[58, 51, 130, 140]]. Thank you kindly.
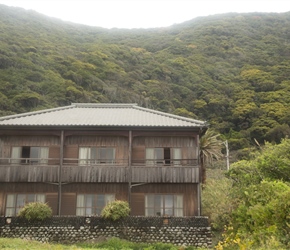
[[0, 158, 200, 183], [0, 164, 59, 182]]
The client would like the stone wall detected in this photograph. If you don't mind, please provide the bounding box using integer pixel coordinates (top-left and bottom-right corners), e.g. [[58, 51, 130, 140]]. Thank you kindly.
[[0, 216, 212, 248]]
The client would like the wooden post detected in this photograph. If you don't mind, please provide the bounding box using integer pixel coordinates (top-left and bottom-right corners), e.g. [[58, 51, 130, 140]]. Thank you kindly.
[[128, 130, 132, 212], [57, 130, 64, 216]]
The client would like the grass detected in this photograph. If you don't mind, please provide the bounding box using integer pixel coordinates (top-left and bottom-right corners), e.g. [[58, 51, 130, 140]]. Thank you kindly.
[[0, 237, 80, 249], [0, 237, 204, 250]]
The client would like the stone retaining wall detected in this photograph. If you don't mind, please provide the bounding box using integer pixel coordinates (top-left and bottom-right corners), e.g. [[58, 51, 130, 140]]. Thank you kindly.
[[0, 216, 212, 248]]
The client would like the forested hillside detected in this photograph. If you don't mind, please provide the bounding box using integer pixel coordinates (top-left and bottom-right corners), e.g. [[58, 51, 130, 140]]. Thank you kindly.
[[1, 4, 290, 151]]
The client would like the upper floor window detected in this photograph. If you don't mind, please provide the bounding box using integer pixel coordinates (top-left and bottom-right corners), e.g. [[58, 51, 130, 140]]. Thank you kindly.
[[76, 194, 115, 216], [146, 148, 181, 166], [79, 147, 115, 165], [11, 146, 49, 165], [145, 194, 183, 217], [5, 193, 45, 216]]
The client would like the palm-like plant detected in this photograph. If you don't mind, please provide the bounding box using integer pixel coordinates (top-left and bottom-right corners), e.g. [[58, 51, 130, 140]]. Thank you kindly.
[[199, 129, 224, 184]]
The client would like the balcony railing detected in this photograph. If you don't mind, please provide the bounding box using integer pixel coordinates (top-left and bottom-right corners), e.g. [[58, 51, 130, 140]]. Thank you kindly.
[[0, 158, 200, 183]]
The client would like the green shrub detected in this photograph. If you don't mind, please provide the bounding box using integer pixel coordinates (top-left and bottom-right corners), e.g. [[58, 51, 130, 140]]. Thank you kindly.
[[17, 202, 52, 221], [101, 200, 130, 221]]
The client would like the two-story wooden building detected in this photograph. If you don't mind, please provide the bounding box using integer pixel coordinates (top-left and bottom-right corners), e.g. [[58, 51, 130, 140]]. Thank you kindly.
[[0, 103, 207, 217]]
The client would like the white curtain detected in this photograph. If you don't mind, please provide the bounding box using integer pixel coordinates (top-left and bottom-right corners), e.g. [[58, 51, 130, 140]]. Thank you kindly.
[[79, 147, 91, 165], [172, 148, 182, 166], [39, 147, 49, 164], [105, 194, 115, 205], [108, 148, 116, 164], [36, 194, 45, 203], [76, 194, 85, 215], [5, 194, 15, 216], [146, 148, 154, 166], [145, 195, 153, 216], [11, 147, 21, 164], [174, 195, 183, 216]]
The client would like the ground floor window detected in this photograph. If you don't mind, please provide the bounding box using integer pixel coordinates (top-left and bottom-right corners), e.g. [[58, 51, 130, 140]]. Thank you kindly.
[[145, 194, 183, 216], [5, 193, 45, 216], [76, 194, 115, 216]]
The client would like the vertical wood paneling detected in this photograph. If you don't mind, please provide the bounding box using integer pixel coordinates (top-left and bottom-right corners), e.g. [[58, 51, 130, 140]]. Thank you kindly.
[[2, 136, 60, 146], [0, 138, 3, 158], [2, 145, 10, 159], [0, 192, 4, 216], [131, 193, 145, 216], [133, 137, 195, 148], [116, 191, 128, 201], [131, 184, 198, 216], [66, 136, 128, 146], [62, 183, 128, 194], [132, 146, 145, 163], [0, 183, 58, 192], [64, 136, 129, 163], [64, 145, 78, 163], [48, 146, 60, 165], [184, 185, 197, 216], [46, 193, 58, 215], [61, 193, 76, 215]]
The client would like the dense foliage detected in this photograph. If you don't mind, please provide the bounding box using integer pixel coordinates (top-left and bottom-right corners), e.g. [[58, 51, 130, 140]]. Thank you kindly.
[[1, 5, 290, 151], [17, 202, 52, 221], [101, 200, 130, 221], [203, 139, 290, 249]]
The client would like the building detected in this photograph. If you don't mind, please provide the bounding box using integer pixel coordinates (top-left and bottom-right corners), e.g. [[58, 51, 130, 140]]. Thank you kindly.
[[0, 103, 207, 217]]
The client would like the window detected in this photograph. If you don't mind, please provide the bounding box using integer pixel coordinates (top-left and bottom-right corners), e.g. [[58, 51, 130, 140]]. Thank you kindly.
[[146, 148, 181, 166], [5, 194, 45, 216], [11, 146, 49, 165], [145, 194, 183, 216], [79, 147, 115, 165], [76, 194, 115, 216]]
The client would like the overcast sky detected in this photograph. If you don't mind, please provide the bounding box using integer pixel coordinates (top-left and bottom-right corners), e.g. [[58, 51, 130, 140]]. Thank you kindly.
[[0, 0, 289, 29]]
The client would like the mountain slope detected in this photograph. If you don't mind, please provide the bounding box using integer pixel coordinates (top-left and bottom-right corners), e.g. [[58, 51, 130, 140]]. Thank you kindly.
[[1, 4, 290, 149]]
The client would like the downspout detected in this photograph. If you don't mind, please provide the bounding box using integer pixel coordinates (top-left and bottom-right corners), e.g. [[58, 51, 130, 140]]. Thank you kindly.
[[197, 125, 208, 216], [197, 132, 201, 216], [57, 130, 64, 216], [128, 130, 132, 213]]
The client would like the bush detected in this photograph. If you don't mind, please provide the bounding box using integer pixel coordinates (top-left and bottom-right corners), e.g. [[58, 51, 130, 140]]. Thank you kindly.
[[101, 200, 130, 221], [17, 202, 52, 221], [202, 169, 233, 231]]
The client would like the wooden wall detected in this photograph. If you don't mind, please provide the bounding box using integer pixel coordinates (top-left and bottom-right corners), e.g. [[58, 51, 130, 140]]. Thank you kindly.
[[0, 165, 59, 182], [64, 135, 129, 164], [0, 183, 198, 216], [0, 130, 201, 216], [132, 136, 197, 162], [0, 183, 58, 216], [131, 183, 198, 216]]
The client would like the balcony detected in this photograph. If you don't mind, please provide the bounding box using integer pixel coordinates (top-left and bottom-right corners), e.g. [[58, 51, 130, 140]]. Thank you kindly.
[[0, 158, 200, 183]]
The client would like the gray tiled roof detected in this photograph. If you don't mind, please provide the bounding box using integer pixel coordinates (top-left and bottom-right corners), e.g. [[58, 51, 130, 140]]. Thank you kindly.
[[0, 103, 207, 128]]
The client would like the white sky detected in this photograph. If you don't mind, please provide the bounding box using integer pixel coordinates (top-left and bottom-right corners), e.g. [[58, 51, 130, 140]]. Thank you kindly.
[[0, 0, 289, 29]]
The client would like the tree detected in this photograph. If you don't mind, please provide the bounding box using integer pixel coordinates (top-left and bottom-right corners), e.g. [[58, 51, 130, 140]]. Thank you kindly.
[[218, 139, 290, 248], [199, 129, 224, 184]]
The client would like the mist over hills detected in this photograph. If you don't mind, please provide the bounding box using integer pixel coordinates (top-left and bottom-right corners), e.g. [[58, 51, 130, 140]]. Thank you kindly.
[[1, 4, 290, 150]]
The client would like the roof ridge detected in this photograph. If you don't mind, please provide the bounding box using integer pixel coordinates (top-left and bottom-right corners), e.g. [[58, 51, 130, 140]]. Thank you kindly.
[[72, 103, 138, 108], [133, 106, 207, 125], [0, 105, 73, 121]]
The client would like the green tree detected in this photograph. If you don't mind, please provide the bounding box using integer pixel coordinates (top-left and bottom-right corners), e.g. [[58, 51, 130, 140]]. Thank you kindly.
[[219, 139, 290, 248]]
